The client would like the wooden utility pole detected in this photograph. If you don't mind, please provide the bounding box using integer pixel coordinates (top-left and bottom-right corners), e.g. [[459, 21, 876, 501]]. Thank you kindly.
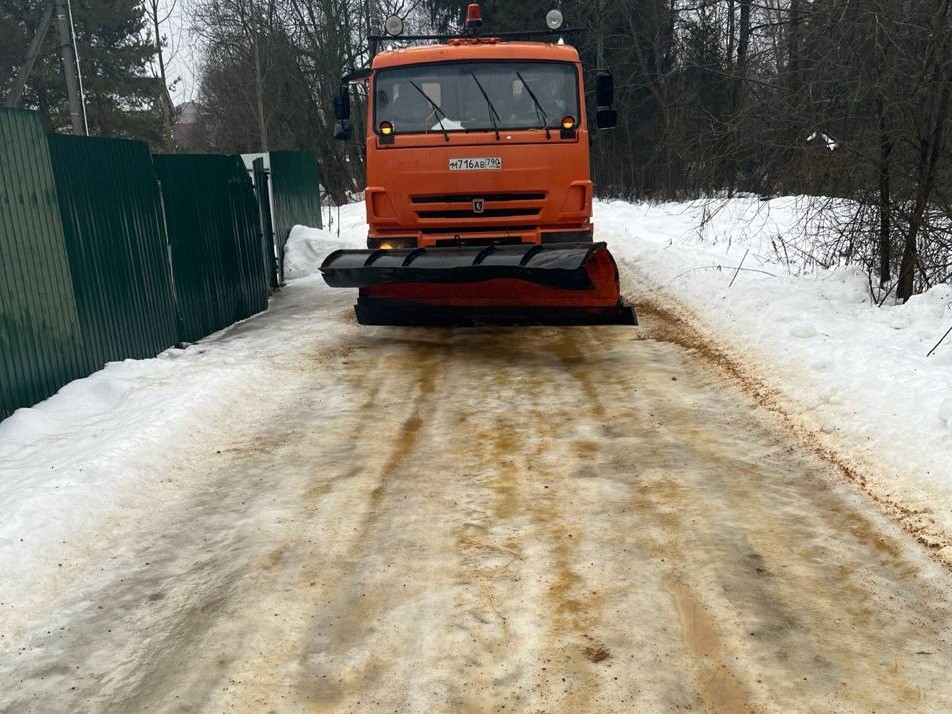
[[53, 0, 84, 134]]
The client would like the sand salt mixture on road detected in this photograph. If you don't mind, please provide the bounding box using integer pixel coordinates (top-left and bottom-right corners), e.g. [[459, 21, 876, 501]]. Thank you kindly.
[[2, 295, 952, 713]]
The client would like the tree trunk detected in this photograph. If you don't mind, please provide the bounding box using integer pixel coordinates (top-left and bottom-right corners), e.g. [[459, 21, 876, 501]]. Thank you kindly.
[[736, 0, 750, 106], [726, 0, 735, 71], [149, 0, 176, 148], [877, 96, 892, 287], [252, 31, 268, 151], [788, 0, 800, 84], [897, 0, 952, 301]]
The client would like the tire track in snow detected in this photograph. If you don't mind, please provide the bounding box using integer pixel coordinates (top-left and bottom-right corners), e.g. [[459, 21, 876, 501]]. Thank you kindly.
[[617, 253, 952, 569], [441, 330, 617, 711], [5, 288, 952, 713], [614, 308, 940, 711], [208, 336, 450, 714]]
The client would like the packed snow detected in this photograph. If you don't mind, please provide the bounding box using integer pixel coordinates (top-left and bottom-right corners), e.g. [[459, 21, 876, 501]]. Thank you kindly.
[[2, 195, 951, 605], [283, 205, 366, 280]]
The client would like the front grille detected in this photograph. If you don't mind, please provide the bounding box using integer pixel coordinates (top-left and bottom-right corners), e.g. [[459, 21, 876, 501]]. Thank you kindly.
[[411, 191, 546, 224], [417, 208, 539, 219], [412, 192, 546, 204]]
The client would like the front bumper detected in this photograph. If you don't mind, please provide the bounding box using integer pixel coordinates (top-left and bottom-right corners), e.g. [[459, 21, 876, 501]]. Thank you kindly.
[[367, 227, 593, 249]]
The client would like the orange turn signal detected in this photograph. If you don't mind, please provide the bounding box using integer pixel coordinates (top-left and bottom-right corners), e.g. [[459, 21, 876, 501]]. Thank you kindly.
[[561, 116, 576, 130], [379, 121, 394, 135]]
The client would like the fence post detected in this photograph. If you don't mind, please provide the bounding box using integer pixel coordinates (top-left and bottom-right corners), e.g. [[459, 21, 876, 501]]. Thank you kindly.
[[253, 157, 279, 290]]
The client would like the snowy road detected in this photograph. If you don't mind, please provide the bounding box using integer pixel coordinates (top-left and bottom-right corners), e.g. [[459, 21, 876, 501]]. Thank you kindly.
[[3, 273, 952, 713]]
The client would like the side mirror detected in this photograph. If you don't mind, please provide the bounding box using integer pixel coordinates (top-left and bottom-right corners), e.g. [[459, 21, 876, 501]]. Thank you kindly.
[[594, 71, 616, 130], [334, 120, 353, 141], [595, 71, 614, 108], [334, 85, 351, 121], [595, 109, 617, 130]]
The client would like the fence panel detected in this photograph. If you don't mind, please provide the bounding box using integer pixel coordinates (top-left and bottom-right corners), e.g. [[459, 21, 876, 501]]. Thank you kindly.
[[0, 108, 86, 420], [48, 134, 179, 368], [153, 154, 269, 343], [269, 150, 322, 282]]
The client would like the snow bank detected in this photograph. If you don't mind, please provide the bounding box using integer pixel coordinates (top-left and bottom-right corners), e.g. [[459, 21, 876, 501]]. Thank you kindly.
[[598, 196, 952, 555], [284, 226, 342, 280], [284, 202, 369, 280]]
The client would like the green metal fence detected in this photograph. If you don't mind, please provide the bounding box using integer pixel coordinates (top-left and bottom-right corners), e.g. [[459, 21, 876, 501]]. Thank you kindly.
[[0, 108, 87, 420], [153, 154, 270, 344], [269, 150, 322, 283], [48, 134, 180, 369], [1, 108, 283, 421]]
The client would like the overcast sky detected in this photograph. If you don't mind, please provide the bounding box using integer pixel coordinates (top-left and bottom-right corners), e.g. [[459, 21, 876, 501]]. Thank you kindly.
[[158, 0, 202, 104]]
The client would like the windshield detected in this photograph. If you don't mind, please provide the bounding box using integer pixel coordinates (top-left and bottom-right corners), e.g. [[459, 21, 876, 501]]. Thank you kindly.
[[374, 61, 579, 134]]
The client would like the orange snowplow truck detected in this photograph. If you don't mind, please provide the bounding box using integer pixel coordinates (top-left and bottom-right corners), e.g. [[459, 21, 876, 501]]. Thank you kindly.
[[319, 4, 636, 327]]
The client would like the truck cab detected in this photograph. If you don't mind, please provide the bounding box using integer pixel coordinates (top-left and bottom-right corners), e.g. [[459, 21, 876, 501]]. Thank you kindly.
[[335, 11, 616, 250]]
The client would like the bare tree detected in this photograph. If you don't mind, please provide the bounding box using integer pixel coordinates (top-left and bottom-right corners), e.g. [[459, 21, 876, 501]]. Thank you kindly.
[[146, 0, 178, 147]]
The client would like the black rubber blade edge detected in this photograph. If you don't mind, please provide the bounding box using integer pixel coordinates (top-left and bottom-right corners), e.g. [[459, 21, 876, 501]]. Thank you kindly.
[[321, 242, 605, 290], [355, 299, 638, 327]]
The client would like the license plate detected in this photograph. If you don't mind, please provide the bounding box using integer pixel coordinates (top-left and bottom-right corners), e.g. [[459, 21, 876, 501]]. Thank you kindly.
[[449, 157, 502, 171]]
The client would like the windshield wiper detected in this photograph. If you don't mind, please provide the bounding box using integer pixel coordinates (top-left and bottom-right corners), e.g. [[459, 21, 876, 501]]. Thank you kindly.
[[409, 81, 450, 142], [470, 72, 502, 140], [515, 72, 551, 139]]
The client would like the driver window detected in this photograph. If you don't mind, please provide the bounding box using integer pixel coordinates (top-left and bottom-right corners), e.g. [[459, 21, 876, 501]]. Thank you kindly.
[[508, 81, 535, 126], [421, 82, 441, 105], [387, 83, 431, 131]]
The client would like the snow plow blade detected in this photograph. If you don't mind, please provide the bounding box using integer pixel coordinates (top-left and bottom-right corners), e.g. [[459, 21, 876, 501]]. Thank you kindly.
[[319, 242, 637, 327]]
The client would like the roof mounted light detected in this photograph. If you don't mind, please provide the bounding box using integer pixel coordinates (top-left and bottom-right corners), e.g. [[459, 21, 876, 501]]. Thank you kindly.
[[384, 14, 404, 36], [545, 9, 564, 30], [465, 3, 483, 30]]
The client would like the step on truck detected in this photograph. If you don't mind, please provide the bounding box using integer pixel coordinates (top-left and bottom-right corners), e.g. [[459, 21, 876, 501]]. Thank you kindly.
[[319, 4, 636, 327]]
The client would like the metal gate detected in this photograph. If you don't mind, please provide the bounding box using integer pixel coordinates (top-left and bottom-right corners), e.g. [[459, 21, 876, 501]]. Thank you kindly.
[[153, 154, 270, 343]]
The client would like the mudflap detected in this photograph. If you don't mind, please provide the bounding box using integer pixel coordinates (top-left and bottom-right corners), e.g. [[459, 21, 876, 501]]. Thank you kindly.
[[319, 242, 637, 327]]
